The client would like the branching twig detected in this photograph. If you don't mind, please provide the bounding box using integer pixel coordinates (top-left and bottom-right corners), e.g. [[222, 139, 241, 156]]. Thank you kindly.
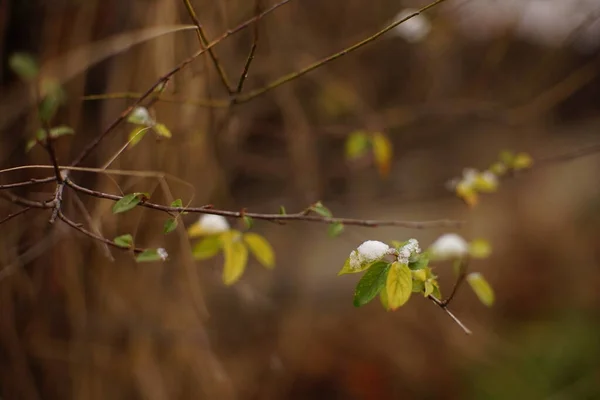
[[70, 0, 293, 167], [0, 177, 56, 190], [0, 191, 54, 209], [0, 207, 33, 225], [428, 295, 472, 335], [235, 0, 262, 94], [64, 178, 462, 229], [57, 210, 145, 254], [442, 259, 468, 307], [182, 0, 235, 93]]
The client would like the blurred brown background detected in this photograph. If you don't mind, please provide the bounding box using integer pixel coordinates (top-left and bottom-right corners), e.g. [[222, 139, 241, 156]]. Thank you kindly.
[[1, 0, 600, 399]]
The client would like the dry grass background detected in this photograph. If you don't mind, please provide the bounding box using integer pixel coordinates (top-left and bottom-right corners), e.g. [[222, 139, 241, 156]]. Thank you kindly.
[[1, 0, 600, 399]]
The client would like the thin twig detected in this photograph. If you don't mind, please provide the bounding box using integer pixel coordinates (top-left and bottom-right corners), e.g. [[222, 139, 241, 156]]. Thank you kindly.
[[0, 177, 55, 190], [0, 191, 54, 209], [64, 178, 462, 228], [235, 0, 262, 94], [57, 210, 145, 254], [70, 0, 293, 167], [182, 0, 234, 93], [442, 259, 468, 307], [428, 295, 472, 335], [235, 0, 447, 103], [0, 207, 33, 225]]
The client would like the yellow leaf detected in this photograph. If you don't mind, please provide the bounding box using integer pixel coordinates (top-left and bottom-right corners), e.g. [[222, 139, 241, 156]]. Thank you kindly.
[[128, 126, 150, 148], [243, 232, 275, 269], [413, 269, 427, 282], [192, 236, 222, 260], [345, 130, 370, 160], [424, 281, 434, 297], [513, 152, 533, 170], [467, 272, 495, 307], [371, 132, 393, 177], [222, 231, 248, 285], [187, 223, 204, 238], [385, 262, 412, 310], [154, 123, 172, 138], [469, 238, 492, 259]]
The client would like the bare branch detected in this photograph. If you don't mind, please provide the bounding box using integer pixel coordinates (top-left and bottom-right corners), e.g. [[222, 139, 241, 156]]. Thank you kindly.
[[0, 177, 55, 190], [0, 207, 33, 225], [235, 0, 262, 94], [428, 295, 472, 335], [64, 178, 463, 229]]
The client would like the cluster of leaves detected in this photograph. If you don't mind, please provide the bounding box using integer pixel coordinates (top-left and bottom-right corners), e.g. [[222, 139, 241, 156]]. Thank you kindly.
[[345, 130, 393, 177], [450, 150, 533, 206], [9, 53, 72, 152], [339, 236, 495, 311], [188, 216, 275, 285], [127, 106, 172, 147]]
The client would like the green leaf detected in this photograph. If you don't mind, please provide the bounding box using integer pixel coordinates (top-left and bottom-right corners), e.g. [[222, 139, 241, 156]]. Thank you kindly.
[[128, 126, 149, 148], [136, 248, 166, 263], [391, 240, 408, 250], [163, 218, 178, 234], [499, 150, 515, 166], [372, 132, 392, 177], [153, 123, 172, 138], [9, 53, 39, 80], [243, 216, 254, 230], [192, 236, 222, 260], [353, 261, 390, 307], [25, 139, 37, 152], [380, 287, 389, 310], [222, 231, 248, 285], [38, 79, 65, 123], [171, 199, 183, 208], [311, 201, 332, 218], [279, 205, 286, 215], [112, 193, 148, 214], [114, 234, 133, 248], [338, 252, 379, 276], [424, 281, 434, 297], [469, 238, 492, 259], [385, 262, 412, 310], [411, 279, 425, 293], [327, 222, 344, 237], [243, 232, 275, 269], [467, 272, 495, 307], [345, 130, 370, 160], [48, 125, 74, 139], [408, 252, 429, 270]]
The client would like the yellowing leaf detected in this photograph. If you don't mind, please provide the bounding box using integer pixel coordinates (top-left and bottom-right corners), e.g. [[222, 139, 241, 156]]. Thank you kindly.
[[467, 272, 494, 307], [513, 152, 533, 170], [469, 238, 492, 259], [192, 236, 222, 260], [385, 262, 412, 310], [154, 123, 172, 138], [222, 231, 248, 285], [372, 132, 393, 177], [424, 281, 434, 297], [345, 130, 370, 160], [243, 232, 275, 269], [128, 126, 149, 148], [413, 269, 427, 282]]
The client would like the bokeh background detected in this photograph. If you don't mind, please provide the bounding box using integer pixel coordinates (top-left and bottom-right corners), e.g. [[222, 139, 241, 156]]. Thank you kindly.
[[1, 0, 600, 399]]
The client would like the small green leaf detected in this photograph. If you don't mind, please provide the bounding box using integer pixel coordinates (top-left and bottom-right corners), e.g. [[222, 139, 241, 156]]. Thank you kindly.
[[222, 231, 248, 285], [385, 262, 412, 310], [467, 272, 495, 307], [408, 253, 429, 270], [48, 125, 74, 139], [243, 216, 254, 230], [243, 232, 275, 268], [345, 130, 370, 160], [372, 132, 392, 177], [469, 238, 492, 259], [128, 126, 149, 148], [112, 193, 148, 214], [9, 53, 39, 80], [136, 248, 166, 263], [153, 123, 172, 138], [171, 199, 183, 208], [513, 152, 533, 170], [192, 235, 222, 260], [353, 261, 390, 307], [38, 79, 65, 123], [163, 218, 178, 234], [25, 139, 38, 152], [424, 281, 434, 297], [327, 222, 344, 237], [279, 205, 287, 215], [114, 234, 133, 248], [311, 201, 332, 218]]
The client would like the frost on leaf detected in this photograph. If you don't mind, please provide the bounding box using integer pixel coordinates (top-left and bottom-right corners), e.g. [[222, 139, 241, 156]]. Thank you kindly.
[[127, 106, 154, 126], [339, 240, 392, 275], [187, 214, 230, 237], [397, 238, 420, 264], [429, 233, 469, 261]]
